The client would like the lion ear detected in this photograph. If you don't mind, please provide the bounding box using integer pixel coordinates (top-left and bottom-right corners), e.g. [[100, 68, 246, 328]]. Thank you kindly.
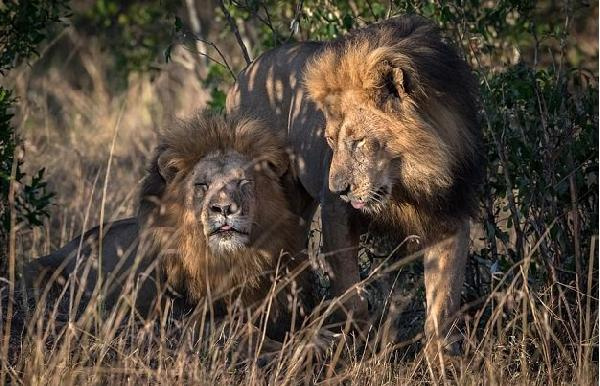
[[378, 61, 409, 107], [156, 150, 179, 182], [272, 157, 289, 177], [259, 157, 288, 179], [319, 94, 343, 122]]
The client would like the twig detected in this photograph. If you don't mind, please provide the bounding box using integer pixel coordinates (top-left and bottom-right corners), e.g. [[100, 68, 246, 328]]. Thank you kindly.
[[96, 100, 126, 326], [220, 0, 251, 65], [1, 142, 19, 385], [287, 0, 305, 42], [568, 149, 584, 372], [172, 24, 236, 80], [364, 0, 377, 20], [386, 0, 393, 19], [261, 2, 276, 45], [231, 0, 279, 46], [184, 0, 208, 67], [192, 37, 236, 80], [583, 235, 596, 373]]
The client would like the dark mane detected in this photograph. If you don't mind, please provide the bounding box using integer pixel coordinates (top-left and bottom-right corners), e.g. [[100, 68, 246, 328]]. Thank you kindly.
[[304, 15, 484, 236]]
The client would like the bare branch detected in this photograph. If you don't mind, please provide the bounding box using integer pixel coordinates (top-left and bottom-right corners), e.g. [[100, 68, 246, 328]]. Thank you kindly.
[[287, 0, 304, 42], [174, 26, 237, 80], [219, 0, 251, 65], [231, 0, 279, 45], [193, 37, 237, 80]]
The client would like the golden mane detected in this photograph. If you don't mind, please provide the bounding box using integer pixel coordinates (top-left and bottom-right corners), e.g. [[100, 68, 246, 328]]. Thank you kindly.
[[138, 111, 300, 305], [303, 16, 477, 113], [304, 16, 484, 232], [157, 111, 288, 181]]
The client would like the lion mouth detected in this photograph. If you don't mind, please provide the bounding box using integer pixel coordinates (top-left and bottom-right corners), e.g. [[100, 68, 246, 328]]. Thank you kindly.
[[349, 186, 390, 210], [209, 224, 249, 237], [350, 200, 366, 209]]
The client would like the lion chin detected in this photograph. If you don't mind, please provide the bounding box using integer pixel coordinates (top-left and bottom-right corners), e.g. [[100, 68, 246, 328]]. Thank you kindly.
[[207, 230, 250, 254]]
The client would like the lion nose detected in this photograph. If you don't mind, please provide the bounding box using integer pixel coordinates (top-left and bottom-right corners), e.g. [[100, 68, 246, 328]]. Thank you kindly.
[[330, 171, 352, 196], [330, 182, 351, 196], [210, 202, 240, 216]]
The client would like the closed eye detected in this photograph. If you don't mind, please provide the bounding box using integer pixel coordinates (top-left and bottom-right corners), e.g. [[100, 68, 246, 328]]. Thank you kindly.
[[325, 135, 335, 148], [195, 182, 208, 190], [239, 179, 253, 188], [351, 137, 366, 151]]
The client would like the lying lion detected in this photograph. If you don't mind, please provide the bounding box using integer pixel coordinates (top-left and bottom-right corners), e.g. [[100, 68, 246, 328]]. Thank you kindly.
[[25, 111, 314, 341], [227, 15, 484, 357]]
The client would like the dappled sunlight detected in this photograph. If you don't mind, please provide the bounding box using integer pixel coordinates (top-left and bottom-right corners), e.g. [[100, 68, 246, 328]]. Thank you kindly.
[[1, 1, 597, 384]]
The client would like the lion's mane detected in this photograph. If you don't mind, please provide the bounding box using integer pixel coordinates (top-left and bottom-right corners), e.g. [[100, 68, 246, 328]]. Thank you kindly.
[[138, 112, 302, 305], [304, 16, 484, 236]]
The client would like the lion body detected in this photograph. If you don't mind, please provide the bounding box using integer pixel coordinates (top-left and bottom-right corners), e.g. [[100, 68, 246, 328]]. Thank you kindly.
[[26, 113, 313, 339], [226, 42, 328, 205], [23, 218, 161, 315], [227, 16, 483, 353]]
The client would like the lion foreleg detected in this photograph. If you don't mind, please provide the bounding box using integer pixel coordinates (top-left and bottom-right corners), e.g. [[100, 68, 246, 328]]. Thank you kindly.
[[320, 193, 369, 327], [423, 220, 469, 360]]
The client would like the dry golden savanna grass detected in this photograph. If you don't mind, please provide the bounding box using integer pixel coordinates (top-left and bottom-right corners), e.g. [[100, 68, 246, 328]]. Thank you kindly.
[[1, 31, 597, 385]]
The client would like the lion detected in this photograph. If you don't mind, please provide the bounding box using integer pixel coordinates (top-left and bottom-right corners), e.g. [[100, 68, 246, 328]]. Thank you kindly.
[[25, 111, 313, 341], [226, 15, 484, 357]]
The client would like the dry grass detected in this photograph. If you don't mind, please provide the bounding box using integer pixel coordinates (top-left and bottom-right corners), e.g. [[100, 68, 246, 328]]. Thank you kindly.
[[2, 230, 597, 384], [0, 29, 598, 385]]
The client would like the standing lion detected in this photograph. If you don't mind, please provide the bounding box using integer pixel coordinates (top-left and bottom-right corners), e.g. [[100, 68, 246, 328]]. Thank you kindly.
[[25, 111, 314, 341], [226, 15, 484, 357]]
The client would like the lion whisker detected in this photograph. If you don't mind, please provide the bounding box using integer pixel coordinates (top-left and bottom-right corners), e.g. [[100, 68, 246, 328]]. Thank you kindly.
[[367, 190, 386, 205]]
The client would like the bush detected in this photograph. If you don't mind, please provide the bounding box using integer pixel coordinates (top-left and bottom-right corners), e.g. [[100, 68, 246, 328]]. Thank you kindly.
[[0, 0, 68, 275]]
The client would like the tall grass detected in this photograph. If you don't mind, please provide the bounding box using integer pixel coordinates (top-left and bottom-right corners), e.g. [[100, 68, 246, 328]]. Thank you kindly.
[[1, 13, 598, 386], [1, 216, 597, 384]]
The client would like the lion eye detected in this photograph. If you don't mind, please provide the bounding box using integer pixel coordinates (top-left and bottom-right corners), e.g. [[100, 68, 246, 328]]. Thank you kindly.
[[325, 135, 335, 148], [195, 182, 208, 191], [239, 179, 253, 188], [351, 137, 366, 151]]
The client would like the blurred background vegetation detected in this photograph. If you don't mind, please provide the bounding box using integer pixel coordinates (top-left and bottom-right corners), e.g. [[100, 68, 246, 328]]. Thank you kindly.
[[0, 0, 597, 382]]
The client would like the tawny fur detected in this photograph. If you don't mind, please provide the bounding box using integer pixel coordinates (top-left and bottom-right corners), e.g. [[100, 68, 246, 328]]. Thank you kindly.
[[26, 112, 309, 331], [139, 112, 304, 306], [303, 16, 483, 238], [226, 16, 484, 352]]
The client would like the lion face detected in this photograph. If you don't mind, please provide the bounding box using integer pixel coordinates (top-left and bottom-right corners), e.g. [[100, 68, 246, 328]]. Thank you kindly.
[[141, 112, 303, 304], [303, 18, 484, 219], [324, 97, 398, 213], [184, 151, 258, 255]]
